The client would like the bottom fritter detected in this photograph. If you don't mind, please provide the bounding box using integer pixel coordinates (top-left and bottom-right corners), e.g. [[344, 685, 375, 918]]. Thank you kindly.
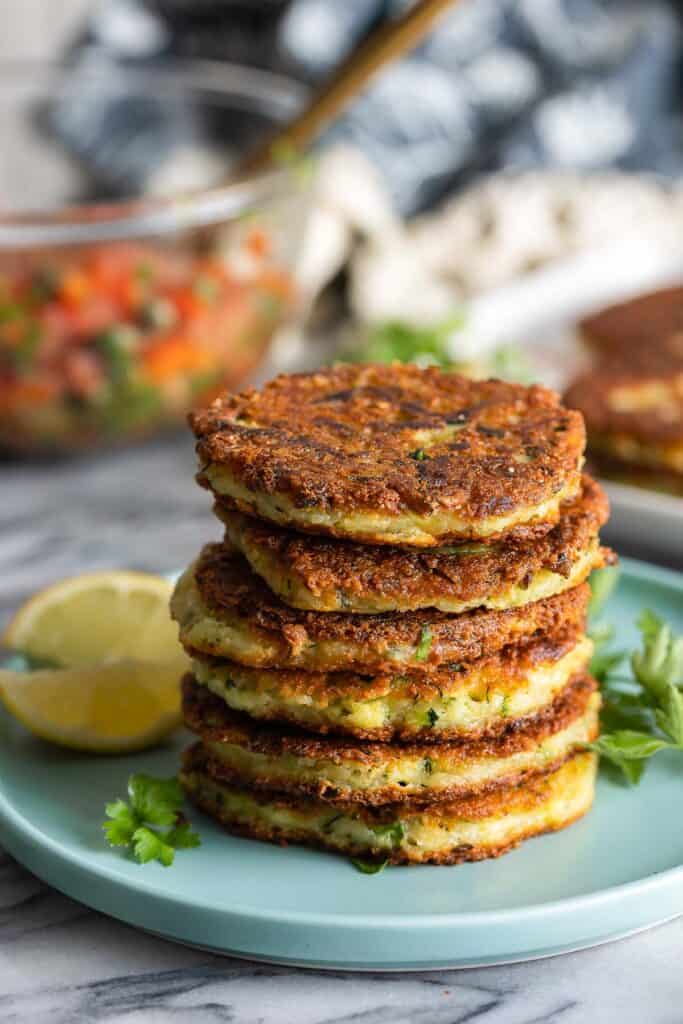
[[183, 673, 599, 805], [180, 747, 597, 866]]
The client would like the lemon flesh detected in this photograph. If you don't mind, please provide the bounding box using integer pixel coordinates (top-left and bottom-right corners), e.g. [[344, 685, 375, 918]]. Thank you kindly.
[[2, 570, 185, 669], [1, 570, 188, 752], [0, 660, 182, 753]]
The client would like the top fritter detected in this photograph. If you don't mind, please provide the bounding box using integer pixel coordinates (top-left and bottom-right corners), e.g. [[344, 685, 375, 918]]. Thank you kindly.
[[191, 364, 585, 547]]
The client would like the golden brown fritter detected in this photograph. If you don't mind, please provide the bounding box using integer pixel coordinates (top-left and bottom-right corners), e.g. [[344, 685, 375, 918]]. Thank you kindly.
[[569, 288, 683, 479], [580, 286, 683, 369], [174, 542, 592, 671], [180, 746, 598, 865], [191, 363, 585, 546], [189, 631, 592, 741], [182, 673, 599, 805], [214, 475, 610, 614], [566, 370, 683, 448]]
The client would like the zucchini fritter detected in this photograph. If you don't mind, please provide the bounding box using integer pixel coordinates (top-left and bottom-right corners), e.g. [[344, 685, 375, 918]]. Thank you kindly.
[[183, 673, 599, 805], [172, 543, 592, 672], [180, 746, 597, 865], [191, 363, 585, 546], [566, 369, 683, 477], [569, 287, 683, 482], [189, 632, 593, 741], [214, 475, 610, 614], [580, 285, 683, 368]]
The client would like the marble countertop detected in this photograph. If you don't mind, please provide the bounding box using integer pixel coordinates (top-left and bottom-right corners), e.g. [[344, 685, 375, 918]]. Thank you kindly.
[[2, 435, 683, 1023]]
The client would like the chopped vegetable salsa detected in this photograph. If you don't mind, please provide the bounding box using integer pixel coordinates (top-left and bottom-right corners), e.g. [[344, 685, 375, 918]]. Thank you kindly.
[[0, 238, 293, 453]]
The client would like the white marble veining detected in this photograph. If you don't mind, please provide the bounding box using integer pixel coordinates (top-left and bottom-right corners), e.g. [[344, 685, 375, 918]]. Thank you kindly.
[[2, 435, 683, 1023]]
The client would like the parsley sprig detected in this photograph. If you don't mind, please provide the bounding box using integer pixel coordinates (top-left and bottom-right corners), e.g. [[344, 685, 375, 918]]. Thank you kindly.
[[590, 592, 683, 784], [103, 774, 200, 867], [352, 820, 406, 874]]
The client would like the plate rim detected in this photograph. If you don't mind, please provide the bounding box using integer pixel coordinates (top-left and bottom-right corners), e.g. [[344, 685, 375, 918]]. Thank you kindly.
[[1, 555, 682, 934], [603, 479, 683, 518]]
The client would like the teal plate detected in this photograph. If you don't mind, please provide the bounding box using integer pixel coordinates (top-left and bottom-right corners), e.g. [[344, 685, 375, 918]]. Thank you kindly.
[[2, 557, 683, 970]]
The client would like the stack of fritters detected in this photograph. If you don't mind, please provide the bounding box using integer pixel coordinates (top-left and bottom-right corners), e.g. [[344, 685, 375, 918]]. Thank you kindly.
[[172, 363, 612, 866], [566, 286, 683, 495]]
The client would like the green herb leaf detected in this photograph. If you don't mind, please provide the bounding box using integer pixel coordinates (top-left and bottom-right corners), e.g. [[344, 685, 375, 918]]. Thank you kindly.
[[166, 821, 202, 851], [341, 317, 535, 382], [593, 730, 671, 760], [588, 623, 625, 684], [409, 448, 429, 461], [637, 608, 663, 643], [128, 774, 183, 827], [426, 707, 439, 727], [591, 647, 627, 685], [415, 627, 432, 663], [103, 774, 200, 867], [351, 857, 388, 875], [655, 684, 683, 745], [590, 731, 671, 785], [346, 318, 463, 368], [599, 686, 655, 733], [632, 611, 683, 698], [132, 826, 177, 867], [588, 566, 620, 619], [592, 610, 683, 785], [102, 800, 138, 847], [371, 821, 405, 848]]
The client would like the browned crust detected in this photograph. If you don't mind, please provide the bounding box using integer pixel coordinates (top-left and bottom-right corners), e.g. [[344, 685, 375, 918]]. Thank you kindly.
[[189, 628, 587, 738], [570, 288, 683, 452], [183, 544, 593, 669], [191, 363, 585, 541], [180, 747, 596, 865], [565, 368, 683, 446], [213, 474, 609, 615], [580, 286, 683, 368], [183, 672, 595, 763], [182, 673, 598, 805], [190, 631, 579, 702]]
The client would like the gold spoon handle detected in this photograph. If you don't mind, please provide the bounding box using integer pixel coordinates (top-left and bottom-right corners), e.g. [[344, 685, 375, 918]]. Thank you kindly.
[[237, 0, 459, 177]]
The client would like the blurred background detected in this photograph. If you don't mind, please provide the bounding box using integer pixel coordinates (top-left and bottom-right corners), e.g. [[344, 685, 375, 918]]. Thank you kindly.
[[2, 0, 683, 620]]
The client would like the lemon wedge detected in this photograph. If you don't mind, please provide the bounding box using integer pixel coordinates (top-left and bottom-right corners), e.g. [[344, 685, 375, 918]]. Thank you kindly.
[[2, 570, 185, 668], [0, 660, 183, 753], [0, 570, 188, 752]]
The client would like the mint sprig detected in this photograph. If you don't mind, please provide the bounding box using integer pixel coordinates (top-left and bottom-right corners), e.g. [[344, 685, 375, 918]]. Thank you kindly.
[[103, 774, 200, 866]]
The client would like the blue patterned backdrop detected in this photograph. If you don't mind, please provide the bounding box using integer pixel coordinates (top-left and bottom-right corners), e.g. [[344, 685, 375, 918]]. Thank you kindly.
[[56, 0, 683, 213]]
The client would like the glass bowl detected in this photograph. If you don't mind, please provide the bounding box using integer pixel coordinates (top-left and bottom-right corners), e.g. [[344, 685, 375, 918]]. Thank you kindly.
[[0, 60, 309, 455]]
